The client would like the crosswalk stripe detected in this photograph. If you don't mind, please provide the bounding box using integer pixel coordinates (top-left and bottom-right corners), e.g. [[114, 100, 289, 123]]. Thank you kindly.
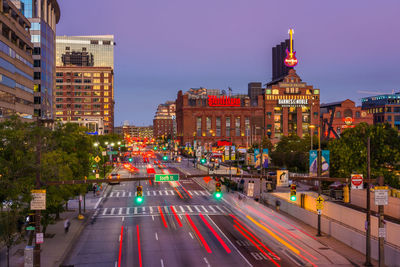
[[111, 208, 115, 214], [194, 206, 201, 212], [129, 192, 132, 197], [153, 191, 156, 196], [122, 192, 126, 197], [215, 206, 225, 213], [150, 206, 153, 213], [116, 192, 120, 197], [109, 192, 114, 197], [126, 207, 130, 215], [208, 206, 216, 213], [164, 206, 169, 213], [159, 191, 162, 195], [102, 208, 108, 215], [142, 207, 146, 214], [118, 208, 122, 215], [179, 206, 185, 212], [200, 191, 207, 196], [165, 190, 169, 195], [194, 191, 200, 196], [169, 190, 174, 195], [134, 207, 138, 214], [146, 191, 150, 196], [186, 205, 193, 212], [200, 205, 208, 212]]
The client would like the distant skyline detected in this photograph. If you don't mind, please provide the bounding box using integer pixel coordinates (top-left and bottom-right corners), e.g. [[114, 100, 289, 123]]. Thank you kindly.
[[57, 0, 400, 126]]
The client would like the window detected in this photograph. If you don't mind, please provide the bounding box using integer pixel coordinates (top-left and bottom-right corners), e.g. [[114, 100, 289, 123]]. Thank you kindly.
[[31, 35, 40, 43], [93, 92, 100, 96], [267, 112, 271, 119], [34, 60, 41, 67], [104, 73, 109, 77], [206, 117, 211, 136], [235, 117, 241, 136], [394, 107, 400, 113], [84, 79, 91, 83], [33, 47, 40, 55], [56, 104, 63, 108], [84, 73, 91, 77], [34, 84, 40, 92], [34, 96, 41, 104], [74, 104, 82, 109], [104, 110, 109, 115], [55, 98, 62, 102], [84, 112, 91, 115], [265, 89, 271, 94], [55, 111, 63, 115], [74, 79, 82, 83], [90, 40, 99, 44], [103, 41, 111, 45], [226, 117, 230, 137], [104, 104, 109, 109], [93, 79, 100, 83], [56, 92, 63, 96], [336, 111, 341, 118], [356, 111, 360, 118], [104, 98, 109, 103], [84, 98, 91, 103], [84, 86, 91, 90], [104, 92, 109, 96], [104, 85, 109, 90], [93, 98, 100, 103], [272, 89, 279, 95], [314, 90, 320, 94], [93, 73, 100, 77], [196, 117, 202, 136], [74, 92, 82, 96], [245, 117, 250, 136], [216, 117, 221, 137], [34, 72, 41, 80], [93, 86, 100, 90], [388, 116, 392, 121], [104, 79, 109, 83]]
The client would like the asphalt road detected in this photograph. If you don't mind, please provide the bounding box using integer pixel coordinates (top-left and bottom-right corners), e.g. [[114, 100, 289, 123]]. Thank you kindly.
[[63, 154, 353, 267]]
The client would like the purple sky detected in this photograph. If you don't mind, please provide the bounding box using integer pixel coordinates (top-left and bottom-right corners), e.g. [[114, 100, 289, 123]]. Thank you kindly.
[[57, 0, 400, 126]]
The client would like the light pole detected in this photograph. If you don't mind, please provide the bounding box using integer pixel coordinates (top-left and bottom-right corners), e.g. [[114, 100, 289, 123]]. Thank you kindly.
[[309, 125, 315, 150]]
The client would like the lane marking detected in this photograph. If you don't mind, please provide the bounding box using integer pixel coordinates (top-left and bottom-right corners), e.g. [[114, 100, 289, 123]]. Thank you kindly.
[[189, 232, 194, 239], [203, 257, 211, 267], [199, 213, 231, 253], [121, 217, 124, 222], [137, 225, 142, 267], [155, 232, 158, 241], [185, 214, 212, 253], [160, 259, 164, 267], [206, 215, 252, 267]]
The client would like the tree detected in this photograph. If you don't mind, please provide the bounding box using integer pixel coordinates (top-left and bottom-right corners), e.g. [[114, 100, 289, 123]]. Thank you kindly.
[[328, 123, 400, 188], [0, 209, 24, 267]]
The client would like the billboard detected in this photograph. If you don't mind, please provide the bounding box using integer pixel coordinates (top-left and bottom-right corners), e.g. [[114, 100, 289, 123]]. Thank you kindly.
[[224, 146, 235, 161], [309, 150, 330, 177], [277, 170, 289, 187]]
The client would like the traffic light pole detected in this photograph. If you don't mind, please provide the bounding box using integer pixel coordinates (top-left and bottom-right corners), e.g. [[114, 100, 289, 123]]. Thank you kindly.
[[317, 127, 322, 237]]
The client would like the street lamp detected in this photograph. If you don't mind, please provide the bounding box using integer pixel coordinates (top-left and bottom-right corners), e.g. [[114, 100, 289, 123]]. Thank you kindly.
[[93, 143, 99, 147], [117, 141, 121, 145], [309, 125, 316, 150], [111, 143, 115, 147], [105, 141, 109, 145]]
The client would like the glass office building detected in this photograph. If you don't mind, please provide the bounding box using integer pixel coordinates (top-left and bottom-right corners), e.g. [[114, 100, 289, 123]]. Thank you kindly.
[[12, 0, 60, 119], [56, 35, 115, 68]]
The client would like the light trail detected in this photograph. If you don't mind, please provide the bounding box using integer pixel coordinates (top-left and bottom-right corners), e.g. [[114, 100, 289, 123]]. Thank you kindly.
[[185, 214, 212, 253], [199, 214, 231, 253], [118, 226, 123, 267], [158, 206, 168, 228], [137, 225, 142, 267], [179, 182, 193, 198], [170, 206, 183, 227]]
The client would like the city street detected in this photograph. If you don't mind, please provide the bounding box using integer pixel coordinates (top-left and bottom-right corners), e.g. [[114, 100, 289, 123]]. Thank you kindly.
[[63, 155, 353, 267]]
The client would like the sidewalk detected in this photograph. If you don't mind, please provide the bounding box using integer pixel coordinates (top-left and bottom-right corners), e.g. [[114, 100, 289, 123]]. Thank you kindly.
[[0, 185, 108, 267]]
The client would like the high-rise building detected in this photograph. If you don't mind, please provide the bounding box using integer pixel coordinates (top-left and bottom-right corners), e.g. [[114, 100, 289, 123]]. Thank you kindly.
[[12, 0, 61, 119], [56, 35, 115, 68], [114, 124, 153, 139], [153, 101, 176, 139], [55, 35, 115, 134], [54, 66, 114, 134], [0, 0, 34, 120], [361, 92, 400, 131]]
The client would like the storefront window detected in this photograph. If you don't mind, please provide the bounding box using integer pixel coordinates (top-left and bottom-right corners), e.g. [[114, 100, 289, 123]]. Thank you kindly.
[[216, 117, 221, 137], [226, 117, 230, 137], [235, 117, 241, 136], [196, 117, 202, 137], [206, 117, 211, 136]]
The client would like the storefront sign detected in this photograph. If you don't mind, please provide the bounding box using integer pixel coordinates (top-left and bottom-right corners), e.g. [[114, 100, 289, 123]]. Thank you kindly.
[[217, 141, 232, 147], [208, 96, 241, 107], [278, 99, 308, 107], [342, 117, 355, 129], [284, 29, 298, 67], [279, 83, 306, 88]]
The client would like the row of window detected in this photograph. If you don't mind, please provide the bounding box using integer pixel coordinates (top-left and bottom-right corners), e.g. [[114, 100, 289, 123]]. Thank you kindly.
[[56, 78, 110, 84], [55, 91, 110, 96], [55, 97, 111, 103], [336, 111, 361, 118], [55, 104, 111, 109], [0, 56, 33, 81], [55, 85, 110, 90], [56, 72, 109, 78], [55, 111, 110, 116], [0, 40, 33, 68], [367, 107, 400, 114], [266, 88, 320, 95], [195, 116, 250, 137]]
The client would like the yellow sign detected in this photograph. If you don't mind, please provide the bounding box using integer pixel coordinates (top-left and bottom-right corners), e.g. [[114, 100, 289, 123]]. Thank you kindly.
[[316, 196, 324, 210], [94, 156, 101, 163], [374, 186, 389, 190]]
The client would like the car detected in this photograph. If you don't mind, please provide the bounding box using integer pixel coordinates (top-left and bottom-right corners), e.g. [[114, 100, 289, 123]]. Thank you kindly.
[[108, 173, 120, 184]]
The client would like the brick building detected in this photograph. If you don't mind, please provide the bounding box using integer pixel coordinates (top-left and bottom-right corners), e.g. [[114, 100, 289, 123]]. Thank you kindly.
[[115, 124, 153, 139], [265, 69, 320, 141], [54, 66, 114, 134], [153, 101, 175, 139], [361, 92, 400, 131], [321, 99, 373, 138], [176, 88, 264, 147]]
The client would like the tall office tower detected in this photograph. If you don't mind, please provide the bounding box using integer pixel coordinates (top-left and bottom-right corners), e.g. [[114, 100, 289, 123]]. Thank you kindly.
[[11, 0, 61, 119], [0, 0, 34, 120], [54, 35, 115, 134]]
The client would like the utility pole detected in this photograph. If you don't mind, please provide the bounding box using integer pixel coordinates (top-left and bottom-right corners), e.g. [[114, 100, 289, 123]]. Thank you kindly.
[[317, 126, 322, 237], [34, 120, 42, 267], [378, 176, 385, 267], [365, 136, 372, 266]]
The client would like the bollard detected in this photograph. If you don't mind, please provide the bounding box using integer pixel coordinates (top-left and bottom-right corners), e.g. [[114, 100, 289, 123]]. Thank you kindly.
[[343, 185, 349, 203], [275, 200, 281, 211]]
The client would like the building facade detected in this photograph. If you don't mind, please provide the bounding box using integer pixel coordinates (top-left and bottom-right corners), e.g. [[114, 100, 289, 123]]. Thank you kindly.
[[54, 66, 114, 134], [12, 0, 60, 119], [153, 100, 176, 139], [361, 92, 400, 131], [115, 124, 153, 139], [264, 69, 320, 141], [321, 99, 373, 138], [176, 88, 264, 147], [56, 35, 115, 68], [0, 0, 34, 119]]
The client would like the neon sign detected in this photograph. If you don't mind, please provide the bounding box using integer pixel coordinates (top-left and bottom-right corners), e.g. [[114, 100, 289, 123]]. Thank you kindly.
[[208, 96, 241, 107], [342, 117, 355, 128], [278, 99, 308, 107], [284, 29, 298, 67]]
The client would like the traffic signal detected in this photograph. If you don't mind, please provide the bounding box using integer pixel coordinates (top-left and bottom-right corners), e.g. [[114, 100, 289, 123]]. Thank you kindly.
[[128, 158, 133, 162], [136, 186, 143, 204], [154, 146, 158, 150], [162, 155, 168, 161], [214, 182, 222, 199], [163, 147, 167, 151], [290, 184, 297, 201], [200, 158, 206, 164]]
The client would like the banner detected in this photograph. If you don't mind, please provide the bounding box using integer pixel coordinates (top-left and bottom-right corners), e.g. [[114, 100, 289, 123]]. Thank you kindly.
[[309, 150, 330, 177], [254, 149, 260, 168], [262, 149, 269, 169], [224, 146, 235, 161], [321, 150, 330, 177], [309, 150, 317, 177]]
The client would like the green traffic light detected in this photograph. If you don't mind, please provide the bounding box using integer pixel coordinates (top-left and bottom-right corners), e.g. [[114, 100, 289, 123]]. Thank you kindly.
[[200, 159, 206, 164], [163, 156, 168, 161], [214, 192, 222, 199], [128, 158, 133, 162], [163, 147, 167, 150], [135, 196, 143, 204], [290, 195, 296, 201], [154, 146, 158, 150]]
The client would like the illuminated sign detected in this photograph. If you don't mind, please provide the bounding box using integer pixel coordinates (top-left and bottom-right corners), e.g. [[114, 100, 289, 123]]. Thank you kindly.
[[284, 29, 298, 67], [279, 83, 305, 88], [208, 96, 241, 107], [217, 141, 232, 147], [278, 99, 308, 107], [342, 117, 355, 128]]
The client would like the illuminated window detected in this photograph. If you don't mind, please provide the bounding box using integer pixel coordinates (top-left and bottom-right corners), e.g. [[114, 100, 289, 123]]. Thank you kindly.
[[104, 117, 109, 121], [265, 89, 271, 95], [104, 85, 109, 90], [94, 73, 100, 77], [93, 92, 100, 96], [104, 73, 109, 77], [104, 92, 109, 96], [104, 104, 109, 109], [104, 79, 109, 83], [84, 73, 91, 77], [93, 79, 101, 83], [104, 98, 109, 103], [55, 111, 63, 115], [272, 89, 279, 95], [84, 112, 91, 115], [226, 117, 230, 137], [104, 110, 109, 115], [93, 86, 100, 90], [314, 90, 320, 94]]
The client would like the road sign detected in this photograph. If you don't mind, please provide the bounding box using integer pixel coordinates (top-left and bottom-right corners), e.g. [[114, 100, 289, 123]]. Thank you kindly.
[[351, 174, 363, 189], [107, 151, 118, 155], [203, 176, 212, 183], [26, 226, 35, 231], [102, 151, 107, 156], [374, 189, 388, 206], [316, 195, 324, 210], [277, 170, 289, 187], [30, 189, 46, 210], [154, 174, 179, 182], [36, 233, 43, 244], [94, 156, 101, 163], [378, 227, 386, 238]]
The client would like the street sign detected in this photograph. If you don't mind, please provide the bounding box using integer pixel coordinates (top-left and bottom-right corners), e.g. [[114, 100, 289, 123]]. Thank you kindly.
[[374, 189, 389, 206], [30, 189, 46, 210], [203, 176, 212, 183], [247, 181, 254, 197], [94, 156, 101, 163], [316, 195, 324, 210], [36, 233, 43, 244], [154, 174, 179, 182], [277, 170, 289, 187], [102, 151, 107, 156], [26, 226, 35, 231], [351, 174, 363, 189], [378, 227, 386, 238], [107, 151, 118, 155]]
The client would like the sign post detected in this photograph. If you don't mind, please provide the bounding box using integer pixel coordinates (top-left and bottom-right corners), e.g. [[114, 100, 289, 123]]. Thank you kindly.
[[351, 174, 363, 189], [30, 190, 46, 210]]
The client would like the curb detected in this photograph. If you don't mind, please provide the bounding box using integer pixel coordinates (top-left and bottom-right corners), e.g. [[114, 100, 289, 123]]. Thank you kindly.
[[55, 210, 94, 266]]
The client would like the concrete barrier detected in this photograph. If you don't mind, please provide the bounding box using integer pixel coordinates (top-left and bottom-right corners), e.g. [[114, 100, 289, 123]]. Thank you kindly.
[[262, 192, 400, 267]]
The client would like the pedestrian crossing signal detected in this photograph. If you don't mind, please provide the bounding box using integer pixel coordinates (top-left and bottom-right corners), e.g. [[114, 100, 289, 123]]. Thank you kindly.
[[290, 184, 297, 201]]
